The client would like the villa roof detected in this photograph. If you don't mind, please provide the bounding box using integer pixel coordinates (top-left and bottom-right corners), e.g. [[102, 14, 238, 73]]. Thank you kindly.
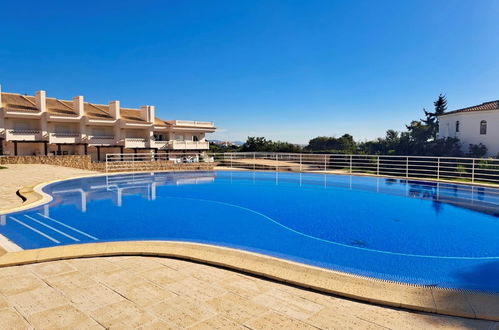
[[439, 100, 499, 116], [154, 117, 170, 126], [84, 103, 114, 120], [1, 93, 39, 112], [1, 91, 215, 131], [46, 98, 78, 116], [120, 108, 146, 123]]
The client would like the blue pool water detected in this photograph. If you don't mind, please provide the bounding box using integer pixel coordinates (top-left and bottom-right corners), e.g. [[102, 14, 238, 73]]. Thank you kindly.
[[2, 171, 499, 291]]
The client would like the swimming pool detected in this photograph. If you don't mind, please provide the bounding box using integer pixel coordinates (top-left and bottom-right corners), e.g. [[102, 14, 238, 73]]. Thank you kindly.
[[1, 171, 499, 291]]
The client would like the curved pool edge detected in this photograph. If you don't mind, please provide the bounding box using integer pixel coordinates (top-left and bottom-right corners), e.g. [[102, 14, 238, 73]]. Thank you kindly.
[[4, 168, 499, 216], [0, 169, 216, 215], [0, 240, 497, 321]]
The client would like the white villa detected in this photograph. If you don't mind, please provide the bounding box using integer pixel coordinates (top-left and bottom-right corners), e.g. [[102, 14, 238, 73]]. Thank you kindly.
[[0, 88, 216, 161], [438, 100, 499, 156]]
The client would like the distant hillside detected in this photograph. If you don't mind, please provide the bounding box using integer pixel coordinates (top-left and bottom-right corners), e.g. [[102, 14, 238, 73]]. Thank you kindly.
[[208, 140, 244, 146]]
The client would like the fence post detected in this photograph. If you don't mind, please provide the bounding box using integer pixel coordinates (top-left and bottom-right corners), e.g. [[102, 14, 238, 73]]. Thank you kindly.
[[472, 159, 475, 183], [437, 157, 440, 180], [324, 154, 327, 172], [406, 157, 409, 178], [376, 156, 379, 176], [230, 153, 233, 169], [349, 155, 352, 174], [253, 152, 256, 171], [300, 154, 302, 172], [276, 153, 279, 172]]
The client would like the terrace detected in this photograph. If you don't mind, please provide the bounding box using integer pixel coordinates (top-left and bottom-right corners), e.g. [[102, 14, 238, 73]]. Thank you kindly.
[[5, 129, 44, 142]]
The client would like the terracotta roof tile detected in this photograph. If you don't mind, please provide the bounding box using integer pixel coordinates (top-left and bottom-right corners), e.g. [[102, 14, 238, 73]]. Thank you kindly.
[[440, 100, 499, 116], [47, 98, 78, 116], [154, 117, 170, 126], [1, 93, 39, 112], [84, 103, 113, 119], [120, 108, 146, 123]]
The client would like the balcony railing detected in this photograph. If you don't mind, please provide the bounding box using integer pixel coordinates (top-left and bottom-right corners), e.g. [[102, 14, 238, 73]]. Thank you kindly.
[[49, 132, 82, 144], [125, 138, 148, 148], [87, 135, 116, 145], [6, 129, 44, 141], [169, 141, 209, 150], [151, 140, 169, 149], [169, 120, 214, 127]]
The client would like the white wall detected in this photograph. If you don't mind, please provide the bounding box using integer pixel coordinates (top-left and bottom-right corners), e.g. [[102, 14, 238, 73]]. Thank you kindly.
[[439, 110, 499, 156]]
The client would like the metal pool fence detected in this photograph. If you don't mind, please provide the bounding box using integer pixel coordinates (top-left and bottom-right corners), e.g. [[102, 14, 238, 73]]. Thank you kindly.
[[105, 152, 203, 172], [105, 152, 499, 185]]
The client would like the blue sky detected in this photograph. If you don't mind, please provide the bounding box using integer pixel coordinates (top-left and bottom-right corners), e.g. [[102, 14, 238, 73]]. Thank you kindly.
[[1, 0, 499, 144]]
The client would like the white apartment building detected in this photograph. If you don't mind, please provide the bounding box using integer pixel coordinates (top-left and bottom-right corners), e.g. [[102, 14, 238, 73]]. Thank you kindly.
[[0, 88, 216, 161], [438, 100, 499, 156]]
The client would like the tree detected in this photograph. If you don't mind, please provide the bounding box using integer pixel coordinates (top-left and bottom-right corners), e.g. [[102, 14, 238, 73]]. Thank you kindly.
[[240, 137, 273, 152], [468, 143, 487, 158], [422, 94, 447, 140], [305, 134, 357, 153], [240, 137, 302, 153]]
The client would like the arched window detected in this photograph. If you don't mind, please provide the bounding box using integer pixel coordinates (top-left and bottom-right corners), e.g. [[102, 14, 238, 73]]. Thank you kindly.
[[455, 121, 460, 133], [480, 120, 487, 135]]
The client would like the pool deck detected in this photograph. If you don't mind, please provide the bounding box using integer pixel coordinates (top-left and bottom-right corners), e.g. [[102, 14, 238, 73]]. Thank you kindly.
[[0, 255, 497, 330], [0, 164, 98, 213], [0, 164, 498, 328]]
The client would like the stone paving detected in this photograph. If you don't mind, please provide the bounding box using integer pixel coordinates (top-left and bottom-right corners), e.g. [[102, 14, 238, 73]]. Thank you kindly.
[[0, 164, 97, 211], [0, 256, 497, 330]]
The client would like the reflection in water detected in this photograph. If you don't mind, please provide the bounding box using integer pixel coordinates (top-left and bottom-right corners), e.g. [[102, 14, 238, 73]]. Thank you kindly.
[[48, 172, 216, 213], [44, 171, 499, 218]]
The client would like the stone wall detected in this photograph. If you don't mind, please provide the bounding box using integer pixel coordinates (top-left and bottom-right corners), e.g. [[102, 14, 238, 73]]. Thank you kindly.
[[0, 155, 95, 170], [0, 155, 214, 172], [105, 161, 214, 173]]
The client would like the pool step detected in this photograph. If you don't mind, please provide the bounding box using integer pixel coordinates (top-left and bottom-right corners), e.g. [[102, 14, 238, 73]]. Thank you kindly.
[[7, 214, 99, 245], [36, 213, 98, 241]]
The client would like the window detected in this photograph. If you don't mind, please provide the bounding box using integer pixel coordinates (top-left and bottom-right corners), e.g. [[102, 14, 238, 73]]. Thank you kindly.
[[92, 127, 106, 137], [455, 121, 460, 133], [175, 134, 184, 141], [193, 135, 199, 142], [55, 125, 70, 133], [480, 120, 487, 135], [14, 121, 30, 130]]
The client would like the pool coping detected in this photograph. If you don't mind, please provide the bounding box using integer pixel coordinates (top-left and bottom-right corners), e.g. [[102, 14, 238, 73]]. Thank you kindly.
[[1, 169, 499, 321], [0, 241, 498, 321]]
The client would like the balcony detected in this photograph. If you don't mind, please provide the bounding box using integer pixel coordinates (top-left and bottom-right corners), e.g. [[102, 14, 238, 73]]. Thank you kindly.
[[6, 129, 44, 141], [168, 141, 209, 150], [168, 120, 215, 128], [49, 132, 82, 144], [125, 138, 148, 148], [151, 140, 169, 150], [87, 135, 116, 146]]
